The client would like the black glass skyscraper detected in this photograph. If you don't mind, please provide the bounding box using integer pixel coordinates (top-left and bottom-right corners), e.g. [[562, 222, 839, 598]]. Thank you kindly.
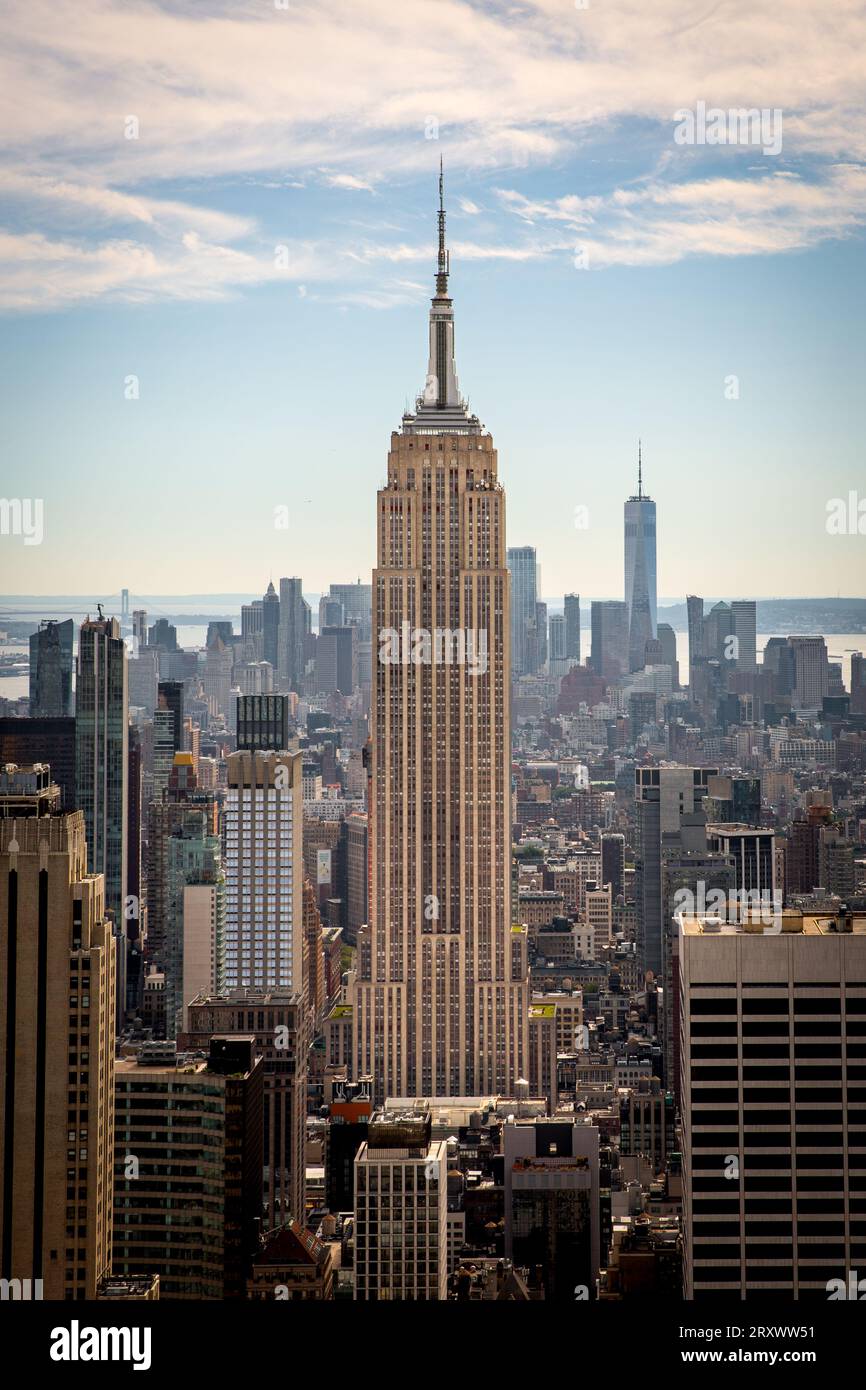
[[29, 618, 74, 717]]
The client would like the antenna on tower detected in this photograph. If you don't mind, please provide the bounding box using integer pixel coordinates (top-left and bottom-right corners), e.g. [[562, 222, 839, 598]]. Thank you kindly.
[[638, 439, 643, 500], [436, 156, 449, 294]]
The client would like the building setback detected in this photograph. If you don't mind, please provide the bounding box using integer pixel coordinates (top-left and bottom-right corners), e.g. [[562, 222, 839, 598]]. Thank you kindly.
[[353, 170, 528, 1100]]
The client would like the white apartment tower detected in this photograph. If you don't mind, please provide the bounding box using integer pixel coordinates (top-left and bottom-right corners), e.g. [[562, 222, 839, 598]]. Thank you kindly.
[[223, 750, 303, 991]]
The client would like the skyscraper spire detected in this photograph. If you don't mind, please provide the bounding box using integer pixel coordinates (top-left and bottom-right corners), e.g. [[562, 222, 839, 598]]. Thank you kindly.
[[402, 162, 478, 432], [638, 439, 642, 500], [436, 155, 449, 297]]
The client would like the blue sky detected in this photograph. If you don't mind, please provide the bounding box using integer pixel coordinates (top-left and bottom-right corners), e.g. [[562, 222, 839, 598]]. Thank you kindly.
[[1, 0, 864, 600]]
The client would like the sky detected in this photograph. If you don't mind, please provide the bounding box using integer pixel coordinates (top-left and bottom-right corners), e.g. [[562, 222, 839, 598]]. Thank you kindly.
[[0, 0, 864, 602]]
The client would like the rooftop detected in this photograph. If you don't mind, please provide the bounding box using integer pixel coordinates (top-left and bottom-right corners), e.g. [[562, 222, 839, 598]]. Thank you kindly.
[[679, 911, 866, 936]]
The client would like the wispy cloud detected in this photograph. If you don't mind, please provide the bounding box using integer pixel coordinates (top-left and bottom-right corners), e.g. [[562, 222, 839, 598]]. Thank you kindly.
[[0, 0, 864, 310], [497, 164, 866, 266]]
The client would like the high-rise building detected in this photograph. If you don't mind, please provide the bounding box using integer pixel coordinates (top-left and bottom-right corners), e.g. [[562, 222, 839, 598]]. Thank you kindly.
[[702, 601, 734, 662], [145, 753, 217, 976], [127, 648, 159, 714], [624, 444, 657, 666], [29, 618, 74, 718], [850, 651, 866, 714], [819, 829, 856, 899], [354, 1108, 448, 1301], [223, 750, 303, 993], [0, 769, 115, 1300], [316, 625, 358, 695], [706, 825, 776, 899], [600, 832, 625, 899], [705, 774, 762, 827], [548, 612, 568, 677], [564, 593, 581, 666], [319, 595, 344, 629], [630, 689, 658, 736], [786, 806, 832, 896], [619, 1079, 676, 1173], [354, 172, 528, 1099], [201, 634, 233, 718], [126, 725, 144, 1015], [278, 578, 306, 692], [535, 599, 548, 671], [634, 766, 718, 978], [157, 680, 184, 752], [731, 600, 757, 672], [241, 600, 264, 642], [590, 600, 628, 682], [763, 637, 795, 702], [152, 706, 176, 799], [113, 1037, 263, 1299], [656, 621, 679, 689], [686, 595, 704, 678], [678, 910, 866, 1300], [0, 715, 76, 810], [163, 807, 224, 1038], [181, 990, 307, 1229], [236, 693, 290, 752], [508, 546, 538, 678], [788, 635, 830, 710], [586, 880, 613, 959], [328, 581, 373, 641], [662, 841, 736, 1096], [262, 581, 280, 671], [75, 612, 128, 1022], [504, 1118, 600, 1302], [132, 609, 147, 650], [147, 617, 178, 652]]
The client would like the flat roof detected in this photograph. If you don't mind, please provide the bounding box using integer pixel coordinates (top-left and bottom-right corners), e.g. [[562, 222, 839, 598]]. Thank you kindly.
[[529, 1004, 556, 1019], [679, 912, 866, 936]]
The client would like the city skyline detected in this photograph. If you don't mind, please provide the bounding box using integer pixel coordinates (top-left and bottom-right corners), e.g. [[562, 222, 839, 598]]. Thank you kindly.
[[2, 0, 866, 1337], [2, 4, 865, 598]]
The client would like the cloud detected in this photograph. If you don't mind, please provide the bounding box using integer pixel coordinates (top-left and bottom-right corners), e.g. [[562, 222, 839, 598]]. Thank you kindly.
[[321, 172, 375, 193], [0, 0, 864, 309], [0, 228, 337, 311], [497, 165, 866, 267]]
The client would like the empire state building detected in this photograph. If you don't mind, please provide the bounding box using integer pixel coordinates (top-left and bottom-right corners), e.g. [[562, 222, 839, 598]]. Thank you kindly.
[[353, 167, 528, 1100]]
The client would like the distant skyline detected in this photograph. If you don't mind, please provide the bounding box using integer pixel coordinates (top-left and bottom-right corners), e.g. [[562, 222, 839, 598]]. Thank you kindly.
[[1, 1, 865, 596]]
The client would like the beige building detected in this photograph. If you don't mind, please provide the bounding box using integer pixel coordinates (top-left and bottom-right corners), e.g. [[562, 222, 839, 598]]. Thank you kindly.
[[586, 882, 614, 960], [532, 989, 585, 1054], [181, 882, 220, 1032], [0, 768, 115, 1300], [354, 173, 527, 1098], [528, 1003, 558, 1111]]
